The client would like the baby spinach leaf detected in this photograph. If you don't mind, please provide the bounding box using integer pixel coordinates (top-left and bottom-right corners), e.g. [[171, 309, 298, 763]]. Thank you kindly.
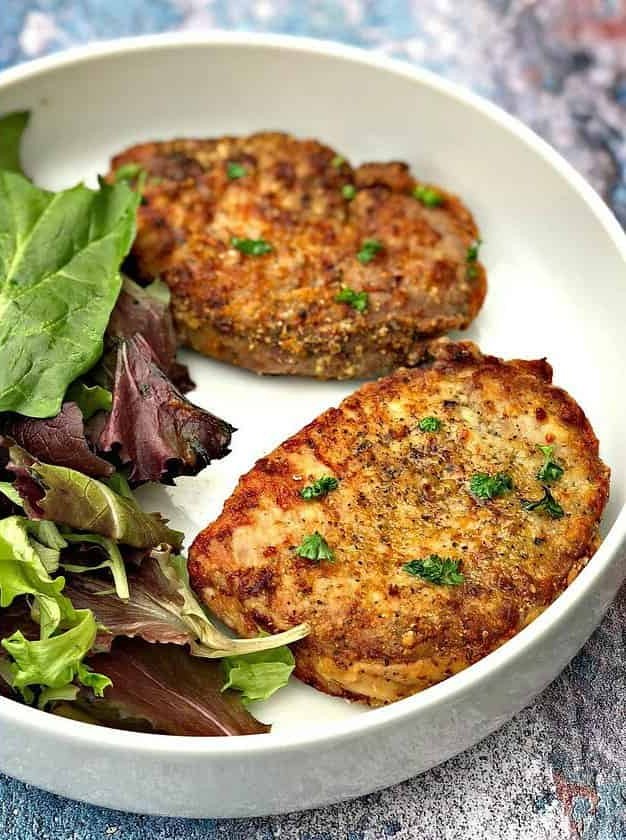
[[0, 172, 138, 417]]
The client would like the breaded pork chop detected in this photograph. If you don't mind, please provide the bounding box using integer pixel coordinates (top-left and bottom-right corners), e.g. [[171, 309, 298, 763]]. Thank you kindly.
[[111, 133, 486, 379], [189, 342, 609, 705]]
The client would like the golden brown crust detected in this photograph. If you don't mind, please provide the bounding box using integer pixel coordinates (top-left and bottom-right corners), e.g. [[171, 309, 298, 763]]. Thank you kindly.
[[188, 341, 610, 705], [111, 133, 486, 379]]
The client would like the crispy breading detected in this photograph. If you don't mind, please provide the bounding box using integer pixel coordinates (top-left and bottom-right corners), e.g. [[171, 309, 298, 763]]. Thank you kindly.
[[189, 341, 610, 704], [111, 133, 486, 379]]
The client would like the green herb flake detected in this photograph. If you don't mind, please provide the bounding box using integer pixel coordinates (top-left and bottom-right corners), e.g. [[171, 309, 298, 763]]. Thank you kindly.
[[227, 162, 247, 180], [536, 444, 564, 482], [413, 184, 444, 207], [522, 486, 564, 519], [356, 238, 383, 264], [342, 184, 356, 200], [331, 155, 345, 169], [296, 531, 335, 563], [231, 236, 273, 256], [469, 471, 513, 500], [300, 476, 339, 501], [402, 555, 464, 586], [418, 416, 441, 432], [335, 286, 369, 312], [466, 239, 482, 279], [466, 239, 481, 263]]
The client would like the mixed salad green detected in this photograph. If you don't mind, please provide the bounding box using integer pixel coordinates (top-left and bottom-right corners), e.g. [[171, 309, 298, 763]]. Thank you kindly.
[[0, 112, 308, 735]]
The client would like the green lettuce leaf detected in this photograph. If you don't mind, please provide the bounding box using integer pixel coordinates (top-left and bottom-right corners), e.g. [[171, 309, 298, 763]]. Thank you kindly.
[[2, 609, 110, 695], [65, 382, 112, 420], [0, 481, 22, 508], [22, 519, 67, 573], [0, 111, 29, 174], [0, 516, 69, 638], [103, 471, 133, 500], [222, 646, 295, 705], [76, 662, 112, 696], [32, 462, 183, 550], [0, 172, 138, 417], [0, 516, 110, 699], [37, 683, 79, 709], [61, 533, 130, 600]]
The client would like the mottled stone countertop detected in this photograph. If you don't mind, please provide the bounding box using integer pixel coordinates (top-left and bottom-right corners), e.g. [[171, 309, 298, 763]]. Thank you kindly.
[[1, 2, 625, 838]]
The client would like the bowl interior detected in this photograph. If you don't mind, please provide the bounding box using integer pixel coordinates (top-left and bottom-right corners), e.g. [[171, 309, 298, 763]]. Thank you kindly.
[[0, 39, 624, 735]]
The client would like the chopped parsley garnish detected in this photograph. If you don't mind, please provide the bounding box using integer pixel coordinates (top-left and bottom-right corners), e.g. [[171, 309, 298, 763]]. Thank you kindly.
[[356, 239, 383, 264], [466, 239, 482, 279], [296, 531, 335, 563], [522, 486, 564, 519], [300, 476, 339, 500], [231, 236, 273, 256], [227, 162, 247, 180], [331, 155, 345, 168], [402, 555, 464, 586], [336, 286, 369, 312], [418, 416, 441, 432], [342, 184, 356, 200], [467, 240, 481, 262], [413, 184, 444, 207], [536, 444, 564, 482], [470, 472, 513, 500]]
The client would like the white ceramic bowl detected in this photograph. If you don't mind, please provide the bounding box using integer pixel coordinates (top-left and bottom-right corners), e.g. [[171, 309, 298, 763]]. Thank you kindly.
[[0, 33, 625, 819]]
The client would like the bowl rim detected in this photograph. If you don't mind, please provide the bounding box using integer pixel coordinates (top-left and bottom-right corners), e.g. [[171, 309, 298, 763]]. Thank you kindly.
[[1, 29, 625, 758]]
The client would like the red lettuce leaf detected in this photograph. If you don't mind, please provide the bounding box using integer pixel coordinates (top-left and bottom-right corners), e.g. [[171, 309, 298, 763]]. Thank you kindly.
[[107, 277, 193, 393], [82, 638, 269, 735], [97, 335, 234, 485], [1, 403, 113, 479], [64, 559, 193, 652]]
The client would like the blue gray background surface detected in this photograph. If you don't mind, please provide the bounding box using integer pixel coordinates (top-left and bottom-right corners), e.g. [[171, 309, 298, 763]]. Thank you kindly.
[[1, 2, 625, 838]]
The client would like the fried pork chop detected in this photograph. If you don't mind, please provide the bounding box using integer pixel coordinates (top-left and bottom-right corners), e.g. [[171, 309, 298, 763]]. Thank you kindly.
[[189, 342, 609, 705], [111, 133, 486, 379]]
